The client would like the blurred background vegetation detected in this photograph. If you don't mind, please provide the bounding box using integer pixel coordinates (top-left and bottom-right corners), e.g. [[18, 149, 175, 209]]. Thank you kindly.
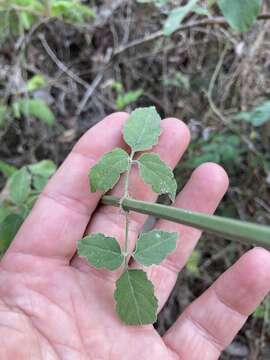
[[0, 0, 270, 358]]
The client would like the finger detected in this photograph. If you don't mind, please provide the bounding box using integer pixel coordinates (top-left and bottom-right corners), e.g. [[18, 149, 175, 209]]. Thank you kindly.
[[2, 113, 129, 269], [163, 248, 270, 360], [71, 118, 191, 275], [146, 163, 229, 308]]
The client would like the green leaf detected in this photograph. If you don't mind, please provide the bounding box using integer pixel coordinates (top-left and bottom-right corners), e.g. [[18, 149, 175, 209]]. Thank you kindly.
[[114, 269, 158, 325], [0, 160, 17, 178], [12, 101, 21, 119], [0, 214, 24, 253], [163, 0, 200, 35], [133, 230, 178, 266], [186, 250, 200, 276], [16, 98, 55, 125], [217, 0, 261, 33], [123, 106, 162, 152], [32, 175, 48, 192], [28, 160, 56, 192], [77, 233, 124, 271], [0, 207, 11, 223], [29, 160, 56, 178], [116, 89, 143, 110], [19, 11, 34, 30], [137, 153, 177, 201], [89, 148, 129, 193], [27, 75, 47, 92], [193, 5, 211, 16], [51, 0, 95, 23], [234, 101, 270, 126], [8, 167, 31, 205]]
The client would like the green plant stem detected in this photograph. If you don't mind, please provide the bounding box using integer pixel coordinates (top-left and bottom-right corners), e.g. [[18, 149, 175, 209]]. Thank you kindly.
[[102, 196, 270, 249], [122, 151, 135, 266], [124, 212, 129, 269]]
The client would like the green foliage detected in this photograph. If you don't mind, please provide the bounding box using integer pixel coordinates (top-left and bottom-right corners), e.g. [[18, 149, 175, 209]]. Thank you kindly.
[[26, 75, 47, 92], [0, 160, 56, 254], [114, 269, 158, 325], [89, 148, 129, 193], [111, 82, 144, 110], [0, 161, 17, 178], [29, 160, 57, 192], [123, 106, 162, 152], [77, 233, 124, 271], [253, 297, 270, 320], [217, 0, 261, 33], [193, 5, 211, 16], [155, 0, 262, 36], [0, 207, 12, 223], [184, 134, 242, 169], [235, 101, 270, 127], [163, 0, 200, 35], [116, 90, 144, 110], [0, 214, 24, 252], [9, 167, 32, 205], [81, 106, 179, 325], [137, 153, 177, 201], [51, 0, 95, 24], [133, 230, 178, 266], [13, 98, 55, 125], [163, 71, 190, 91], [0, 0, 95, 39], [186, 250, 200, 276]]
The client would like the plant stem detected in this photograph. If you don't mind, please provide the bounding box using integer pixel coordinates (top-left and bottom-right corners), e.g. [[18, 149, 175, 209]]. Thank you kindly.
[[122, 151, 135, 266], [124, 212, 129, 269], [102, 196, 270, 249]]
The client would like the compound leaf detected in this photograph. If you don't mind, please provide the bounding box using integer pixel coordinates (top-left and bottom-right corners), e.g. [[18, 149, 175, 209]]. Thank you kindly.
[[114, 269, 158, 325], [123, 107, 162, 152], [218, 0, 261, 33], [77, 233, 124, 271], [133, 230, 178, 266], [8, 167, 31, 205], [137, 153, 177, 201], [89, 148, 129, 193]]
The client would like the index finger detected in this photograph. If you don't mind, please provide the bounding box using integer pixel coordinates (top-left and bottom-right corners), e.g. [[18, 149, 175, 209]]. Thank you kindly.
[[2, 113, 129, 269]]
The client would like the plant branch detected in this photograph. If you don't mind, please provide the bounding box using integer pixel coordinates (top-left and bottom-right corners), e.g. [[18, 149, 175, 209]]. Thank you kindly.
[[102, 196, 270, 249]]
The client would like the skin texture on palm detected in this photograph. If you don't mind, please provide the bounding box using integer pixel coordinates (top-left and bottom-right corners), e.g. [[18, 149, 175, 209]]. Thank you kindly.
[[0, 112, 269, 359]]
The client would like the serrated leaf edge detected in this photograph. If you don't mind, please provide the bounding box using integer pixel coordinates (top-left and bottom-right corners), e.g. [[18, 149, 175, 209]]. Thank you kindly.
[[114, 269, 158, 325], [89, 148, 129, 193], [77, 233, 124, 271], [137, 153, 177, 201], [133, 230, 178, 266]]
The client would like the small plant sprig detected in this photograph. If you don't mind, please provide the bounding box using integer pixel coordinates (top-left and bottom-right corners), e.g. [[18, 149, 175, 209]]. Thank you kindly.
[[77, 107, 179, 325], [76, 106, 270, 325]]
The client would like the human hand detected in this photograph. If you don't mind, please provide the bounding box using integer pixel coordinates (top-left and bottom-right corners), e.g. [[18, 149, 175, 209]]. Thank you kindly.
[[0, 112, 269, 359]]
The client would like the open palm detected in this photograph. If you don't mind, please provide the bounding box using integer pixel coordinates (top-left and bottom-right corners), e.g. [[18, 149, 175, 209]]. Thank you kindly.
[[0, 112, 269, 360]]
